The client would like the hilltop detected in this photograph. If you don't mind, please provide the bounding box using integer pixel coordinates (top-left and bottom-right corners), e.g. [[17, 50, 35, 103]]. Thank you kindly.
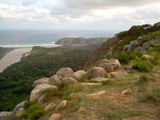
[[55, 37, 108, 46], [1, 22, 160, 120]]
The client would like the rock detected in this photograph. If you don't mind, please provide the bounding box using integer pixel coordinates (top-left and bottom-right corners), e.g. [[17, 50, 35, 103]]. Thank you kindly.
[[44, 102, 56, 112], [110, 72, 128, 78], [30, 83, 57, 103], [121, 88, 132, 95], [123, 116, 155, 120], [109, 59, 121, 70], [13, 100, 26, 114], [33, 78, 49, 87], [90, 77, 110, 83], [130, 40, 138, 50], [38, 94, 47, 105], [124, 45, 131, 51], [62, 77, 78, 86], [75, 83, 102, 88], [98, 62, 113, 73], [55, 100, 67, 112], [86, 67, 107, 78], [49, 74, 62, 85], [135, 47, 144, 52], [15, 108, 24, 118], [56, 67, 74, 78], [72, 70, 86, 80], [48, 113, 61, 120], [0, 112, 13, 119], [142, 55, 154, 62]]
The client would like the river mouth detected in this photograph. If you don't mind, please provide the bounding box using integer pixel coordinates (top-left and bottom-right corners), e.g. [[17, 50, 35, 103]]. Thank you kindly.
[[0, 47, 32, 72]]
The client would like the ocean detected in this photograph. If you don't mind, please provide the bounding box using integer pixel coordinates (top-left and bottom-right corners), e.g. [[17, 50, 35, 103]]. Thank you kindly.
[[0, 29, 117, 47]]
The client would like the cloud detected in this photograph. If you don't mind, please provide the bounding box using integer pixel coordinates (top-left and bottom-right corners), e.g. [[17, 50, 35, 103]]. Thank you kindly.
[[22, 0, 37, 6]]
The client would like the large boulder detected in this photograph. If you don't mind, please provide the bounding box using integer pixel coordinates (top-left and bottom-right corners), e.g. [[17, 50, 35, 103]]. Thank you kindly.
[[142, 55, 154, 62], [13, 100, 26, 114], [0, 112, 13, 120], [72, 70, 86, 80], [109, 59, 121, 70], [86, 67, 107, 78], [33, 78, 49, 87], [15, 108, 24, 118], [30, 83, 57, 103], [62, 77, 78, 86], [56, 67, 74, 78], [48, 113, 61, 120], [98, 62, 113, 73], [49, 74, 62, 85], [55, 100, 68, 112], [44, 102, 56, 112]]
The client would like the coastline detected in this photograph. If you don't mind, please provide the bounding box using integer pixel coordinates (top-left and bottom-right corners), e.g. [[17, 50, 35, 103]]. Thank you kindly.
[[0, 44, 61, 73]]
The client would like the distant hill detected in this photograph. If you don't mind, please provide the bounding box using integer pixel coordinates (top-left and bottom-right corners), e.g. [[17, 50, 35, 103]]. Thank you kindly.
[[55, 37, 108, 45]]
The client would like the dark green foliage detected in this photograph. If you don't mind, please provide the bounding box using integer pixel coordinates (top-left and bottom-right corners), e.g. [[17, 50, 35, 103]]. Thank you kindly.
[[22, 103, 45, 119], [115, 52, 135, 64], [0, 47, 90, 111], [132, 61, 153, 72], [24, 100, 31, 110]]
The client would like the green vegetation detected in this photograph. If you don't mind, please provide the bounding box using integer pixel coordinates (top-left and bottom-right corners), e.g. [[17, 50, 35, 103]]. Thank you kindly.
[[23, 103, 45, 119], [0, 46, 91, 111], [132, 61, 153, 72]]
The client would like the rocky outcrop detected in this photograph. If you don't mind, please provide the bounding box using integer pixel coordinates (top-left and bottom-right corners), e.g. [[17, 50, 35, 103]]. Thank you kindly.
[[109, 59, 121, 70], [55, 100, 68, 112], [56, 67, 74, 78], [13, 101, 26, 114], [0, 111, 13, 120], [142, 55, 154, 62], [33, 78, 49, 87], [98, 59, 113, 72], [86, 67, 107, 78], [62, 77, 78, 85], [30, 83, 57, 103], [48, 113, 61, 120], [72, 70, 86, 80], [49, 74, 62, 84], [44, 102, 56, 112]]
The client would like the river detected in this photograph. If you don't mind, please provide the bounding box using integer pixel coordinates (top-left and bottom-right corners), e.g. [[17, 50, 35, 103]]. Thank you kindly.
[[0, 47, 32, 72]]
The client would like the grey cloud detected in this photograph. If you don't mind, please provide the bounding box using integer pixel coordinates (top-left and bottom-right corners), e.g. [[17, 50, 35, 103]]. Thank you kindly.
[[22, 0, 37, 6], [63, 0, 160, 9]]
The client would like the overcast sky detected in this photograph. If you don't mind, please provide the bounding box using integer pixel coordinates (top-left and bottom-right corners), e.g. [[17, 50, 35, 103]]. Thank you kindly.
[[0, 0, 160, 30]]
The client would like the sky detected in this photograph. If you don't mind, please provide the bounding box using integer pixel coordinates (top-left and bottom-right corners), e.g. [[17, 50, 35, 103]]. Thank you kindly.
[[0, 0, 160, 30]]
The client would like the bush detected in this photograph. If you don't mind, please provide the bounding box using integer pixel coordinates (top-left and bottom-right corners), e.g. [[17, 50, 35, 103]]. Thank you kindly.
[[22, 103, 45, 119], [23, 100, 31, 110], [115, 52, 135, 64], [132, 61, 153, 72], [138, 74, 149, 83]]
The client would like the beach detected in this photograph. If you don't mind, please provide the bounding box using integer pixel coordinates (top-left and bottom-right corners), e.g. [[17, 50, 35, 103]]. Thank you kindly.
[[0, 47, 32, 72]]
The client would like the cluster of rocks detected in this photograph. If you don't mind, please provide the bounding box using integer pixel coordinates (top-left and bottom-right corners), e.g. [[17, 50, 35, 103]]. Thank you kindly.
[[123, 35, 160, 52], [0, 58, 129, 120]]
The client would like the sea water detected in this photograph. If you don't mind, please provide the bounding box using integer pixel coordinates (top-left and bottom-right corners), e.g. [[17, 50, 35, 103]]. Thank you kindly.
[[0, 29, 116, 47]]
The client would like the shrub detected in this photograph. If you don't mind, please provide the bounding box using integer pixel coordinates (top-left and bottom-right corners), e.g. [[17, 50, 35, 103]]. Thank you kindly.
[[138, 74, 149, 83], [132, 61, 153, 72], [115, 52, 135, 64], [22, 103, 45, 119], [23, 100, 31, 110]]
